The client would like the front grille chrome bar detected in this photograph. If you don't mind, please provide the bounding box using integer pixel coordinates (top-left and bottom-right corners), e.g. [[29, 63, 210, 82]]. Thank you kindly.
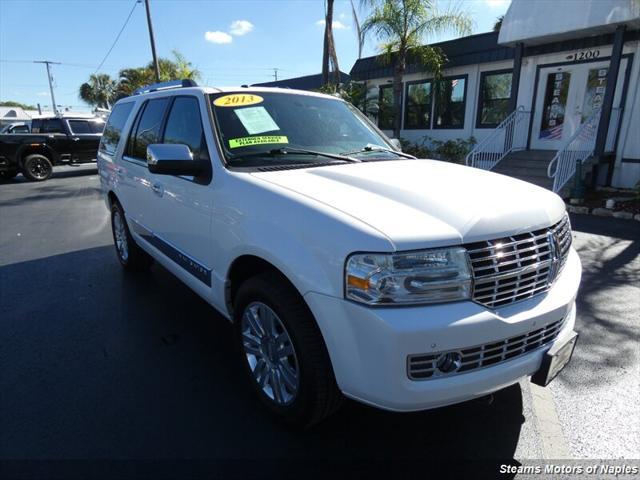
[[465, 215, 572, 308]]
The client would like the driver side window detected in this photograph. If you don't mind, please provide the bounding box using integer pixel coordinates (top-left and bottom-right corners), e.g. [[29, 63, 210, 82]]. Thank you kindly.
[[162, 96, 208, 161]]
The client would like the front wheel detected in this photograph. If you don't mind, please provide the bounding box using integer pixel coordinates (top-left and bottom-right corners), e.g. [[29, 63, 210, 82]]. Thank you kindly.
[[110, 201, 153, 271], [234, 272, 342, 428], [22, 154, 53, 181], [0, 169, 19, 181]]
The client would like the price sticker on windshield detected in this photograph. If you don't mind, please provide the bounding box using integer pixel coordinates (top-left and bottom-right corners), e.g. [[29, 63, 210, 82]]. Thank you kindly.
[[214, 94, 264, 107]]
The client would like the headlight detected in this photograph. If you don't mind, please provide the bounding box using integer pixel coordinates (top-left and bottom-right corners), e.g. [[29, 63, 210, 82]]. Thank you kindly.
[[345, 247, 472, 306]]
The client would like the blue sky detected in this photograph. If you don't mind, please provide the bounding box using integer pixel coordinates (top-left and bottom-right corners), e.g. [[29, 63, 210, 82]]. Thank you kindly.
[[0, 0, 510, 113]]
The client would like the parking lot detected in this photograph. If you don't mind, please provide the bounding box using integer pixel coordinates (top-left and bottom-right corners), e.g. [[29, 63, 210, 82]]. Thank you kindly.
[[1, 166, 638, 475]]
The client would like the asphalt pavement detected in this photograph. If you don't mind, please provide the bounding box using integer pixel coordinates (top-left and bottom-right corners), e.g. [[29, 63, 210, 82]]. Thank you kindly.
[[0, 165, 638, 476]]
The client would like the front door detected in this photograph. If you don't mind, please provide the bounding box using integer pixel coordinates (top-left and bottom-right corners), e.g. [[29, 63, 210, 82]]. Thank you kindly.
[[145, 95, 214, 295], [530, 59, 627, 150], [66, 119, 103, 162]]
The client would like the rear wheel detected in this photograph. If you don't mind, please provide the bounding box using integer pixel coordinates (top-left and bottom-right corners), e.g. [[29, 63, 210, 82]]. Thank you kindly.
[[22, 154, 53, 181], [234, 272, 342, 428], [110, 201, 153, 271]]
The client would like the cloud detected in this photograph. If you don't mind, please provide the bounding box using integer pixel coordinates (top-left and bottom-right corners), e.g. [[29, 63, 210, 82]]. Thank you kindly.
[[485, 0, 509, 8], [36, 91, 49, 97], [315, 19, 349, 30], [204, 31, 233, 44], [229, 20, 254, 36]]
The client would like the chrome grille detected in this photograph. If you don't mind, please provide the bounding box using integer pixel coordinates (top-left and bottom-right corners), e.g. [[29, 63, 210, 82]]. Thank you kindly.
[[466, 215, 572, 308], [407, 318, 565, 380]]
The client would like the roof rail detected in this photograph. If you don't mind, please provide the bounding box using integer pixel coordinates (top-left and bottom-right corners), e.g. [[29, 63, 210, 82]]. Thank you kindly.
[[133, 79, 198, 96]]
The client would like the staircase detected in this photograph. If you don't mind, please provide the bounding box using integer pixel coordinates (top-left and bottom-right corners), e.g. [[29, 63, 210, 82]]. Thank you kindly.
[[466, 107, 602, 197], [492, 150, 558, 190]]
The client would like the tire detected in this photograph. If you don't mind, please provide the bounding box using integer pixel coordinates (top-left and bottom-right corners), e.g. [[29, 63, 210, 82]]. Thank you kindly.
[[110, 201, 153, 271], [0, 169, 19, 181], [234, 271, 342, 428], [22, 154, 53, 182]]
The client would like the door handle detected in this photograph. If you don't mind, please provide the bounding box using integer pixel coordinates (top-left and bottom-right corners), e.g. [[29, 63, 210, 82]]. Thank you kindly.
[[72, 137, 80, 141], [151, 183, 164, 197]]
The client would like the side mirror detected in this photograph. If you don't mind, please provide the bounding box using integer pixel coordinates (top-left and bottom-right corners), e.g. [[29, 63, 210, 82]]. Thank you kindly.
[[389, 138, 402, 151], [146, 144, 203, 176]]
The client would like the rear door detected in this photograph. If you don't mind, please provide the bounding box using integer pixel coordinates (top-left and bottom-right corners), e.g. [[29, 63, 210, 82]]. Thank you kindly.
[[40, 118, 71, 161], [66, 119, 104, 162], [118, 97, 171, 234]]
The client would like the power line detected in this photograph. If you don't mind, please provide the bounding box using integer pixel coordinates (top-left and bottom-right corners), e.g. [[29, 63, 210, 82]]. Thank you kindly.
[[93, 0, 140, 75]]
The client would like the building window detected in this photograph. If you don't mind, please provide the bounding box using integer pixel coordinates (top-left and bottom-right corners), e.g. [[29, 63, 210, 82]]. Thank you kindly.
[[434, 75, 467, 129], [378, 85, 396, 130], [404, 80, 432, 129], [477, 70, 513, 128]]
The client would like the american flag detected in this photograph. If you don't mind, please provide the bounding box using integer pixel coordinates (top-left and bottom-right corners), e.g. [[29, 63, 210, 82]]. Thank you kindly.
[[542, 124, 563, 139]]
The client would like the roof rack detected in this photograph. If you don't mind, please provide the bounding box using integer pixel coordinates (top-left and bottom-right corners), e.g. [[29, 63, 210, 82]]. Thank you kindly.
[[133, 79, 198, 96]]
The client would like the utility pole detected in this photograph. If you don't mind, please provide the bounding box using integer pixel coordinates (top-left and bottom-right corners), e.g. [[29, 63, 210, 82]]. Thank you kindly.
[[273, 68, 280, 82], [144, 0, 161, 82], [34, 60, 61, 115]]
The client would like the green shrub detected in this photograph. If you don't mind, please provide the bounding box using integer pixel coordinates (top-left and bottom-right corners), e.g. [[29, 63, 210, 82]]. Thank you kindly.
[[400, 136, 477, 164]]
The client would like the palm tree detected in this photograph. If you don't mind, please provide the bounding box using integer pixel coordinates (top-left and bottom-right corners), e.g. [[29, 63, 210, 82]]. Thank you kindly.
[[362, 0, 472, 138], [321, 0, 341, 87], [113, 51, 200, 100], [79, 74, 116, 109]]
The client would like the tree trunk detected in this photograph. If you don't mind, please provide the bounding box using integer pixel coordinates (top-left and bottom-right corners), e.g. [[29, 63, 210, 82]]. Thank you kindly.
[[322, 0, 340, 87], [392, 56, 405, 139]]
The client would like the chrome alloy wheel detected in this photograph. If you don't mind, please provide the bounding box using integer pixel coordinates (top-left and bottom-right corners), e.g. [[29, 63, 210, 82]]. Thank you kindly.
[[241, 301, 300, 405], [113, 211, 129, 262]]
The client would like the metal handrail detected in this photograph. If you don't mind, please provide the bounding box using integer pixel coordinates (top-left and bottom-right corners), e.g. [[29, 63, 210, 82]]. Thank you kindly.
[[547, 111, 600, 193], [465, 106, 530, 170]]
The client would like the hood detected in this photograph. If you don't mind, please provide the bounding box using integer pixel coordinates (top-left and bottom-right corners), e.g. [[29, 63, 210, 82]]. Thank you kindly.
[[251, 159, 566, 250]]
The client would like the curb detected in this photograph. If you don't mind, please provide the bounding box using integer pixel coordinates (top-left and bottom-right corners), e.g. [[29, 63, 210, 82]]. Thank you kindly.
[[566, 204, 639, 221]]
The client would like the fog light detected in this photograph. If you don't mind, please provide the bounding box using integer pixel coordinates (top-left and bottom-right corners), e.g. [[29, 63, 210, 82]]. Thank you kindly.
[[436, 352, 462, 374]]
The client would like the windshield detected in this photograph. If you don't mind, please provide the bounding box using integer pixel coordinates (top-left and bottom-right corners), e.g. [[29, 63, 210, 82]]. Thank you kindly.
[[210, 91, 398, 167]]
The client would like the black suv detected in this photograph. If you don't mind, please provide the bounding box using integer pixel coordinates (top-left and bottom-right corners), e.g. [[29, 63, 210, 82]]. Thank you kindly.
[[0, 115, 105, 181]]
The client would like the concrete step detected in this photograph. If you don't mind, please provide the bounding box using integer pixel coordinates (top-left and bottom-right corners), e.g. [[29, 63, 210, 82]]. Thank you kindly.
[[507, 149, 557, 161], [494, 164, 550, 176]]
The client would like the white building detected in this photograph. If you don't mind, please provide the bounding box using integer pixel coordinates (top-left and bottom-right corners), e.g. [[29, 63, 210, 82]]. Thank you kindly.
[[349, 0, 640, 192]]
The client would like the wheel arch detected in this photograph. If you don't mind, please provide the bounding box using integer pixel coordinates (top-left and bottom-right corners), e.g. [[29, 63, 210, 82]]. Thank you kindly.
[[225, 254, 306, 320], [17, 144, 57, 168]]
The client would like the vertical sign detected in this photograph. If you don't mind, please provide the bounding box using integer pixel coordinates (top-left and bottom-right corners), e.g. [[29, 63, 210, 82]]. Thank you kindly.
[[581, 68, 608, 122], [540, 72, 571, 140]]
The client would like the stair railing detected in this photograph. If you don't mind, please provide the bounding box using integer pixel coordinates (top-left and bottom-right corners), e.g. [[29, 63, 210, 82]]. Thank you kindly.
[[547, 111, 600, 193], [465, 106, 530, 170]]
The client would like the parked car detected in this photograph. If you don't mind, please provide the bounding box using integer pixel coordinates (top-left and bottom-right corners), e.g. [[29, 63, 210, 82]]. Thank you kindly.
[[0, 122, 30, 134], [0, 115, 105, 181], [98, 80, 581, 427]]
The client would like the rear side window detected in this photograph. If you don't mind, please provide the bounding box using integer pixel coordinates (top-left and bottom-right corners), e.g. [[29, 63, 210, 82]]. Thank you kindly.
[[69, 120, 104, 134], [100, 102, 134, 155], [42, 119, 63, 133], [68, 120, 91, 134], [31, 119, 43, 133], [129, 98, 170, 159], [162, 97, 206, 160]]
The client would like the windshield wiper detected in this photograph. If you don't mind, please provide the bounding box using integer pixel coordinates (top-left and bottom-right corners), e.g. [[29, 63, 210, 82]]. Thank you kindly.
[[340, 144, 416, 159], [230, 147, 360, 163]]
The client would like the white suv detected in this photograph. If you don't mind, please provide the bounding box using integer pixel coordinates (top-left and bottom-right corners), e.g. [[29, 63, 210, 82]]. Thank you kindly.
[[98, 80, 581, 427]]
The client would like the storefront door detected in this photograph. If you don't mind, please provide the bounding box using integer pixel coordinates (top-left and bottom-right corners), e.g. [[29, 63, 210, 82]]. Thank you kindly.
[[530, 59, 627, 150]]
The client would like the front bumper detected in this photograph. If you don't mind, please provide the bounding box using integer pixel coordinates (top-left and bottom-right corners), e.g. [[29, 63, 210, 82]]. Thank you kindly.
[[304, 247, 581, 412]]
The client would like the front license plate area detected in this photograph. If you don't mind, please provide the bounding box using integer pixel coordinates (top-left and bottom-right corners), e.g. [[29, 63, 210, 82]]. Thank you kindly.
[[531, 331, 578, 387]]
